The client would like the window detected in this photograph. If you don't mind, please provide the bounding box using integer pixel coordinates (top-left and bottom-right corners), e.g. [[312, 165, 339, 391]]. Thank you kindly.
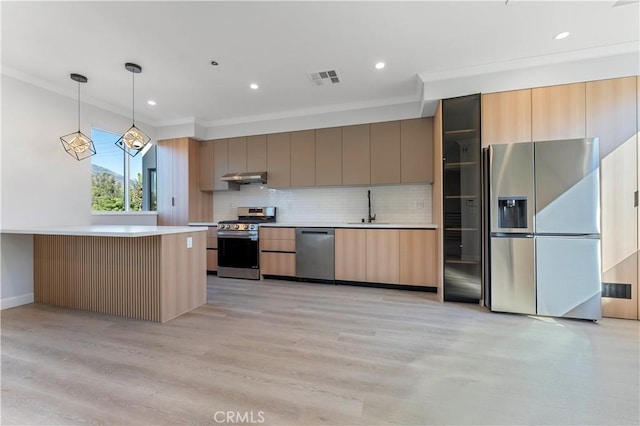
[[91, 128, 156, 212]]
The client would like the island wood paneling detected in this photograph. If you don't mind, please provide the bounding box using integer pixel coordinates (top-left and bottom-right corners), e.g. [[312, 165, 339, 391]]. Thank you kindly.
[[33, 232, 207, 323], [160, 232, 207, 322]]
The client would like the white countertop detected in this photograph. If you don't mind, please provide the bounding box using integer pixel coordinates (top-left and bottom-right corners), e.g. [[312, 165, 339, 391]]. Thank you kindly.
[[1, 225, 208, 237], [259, 222, 438, 229]]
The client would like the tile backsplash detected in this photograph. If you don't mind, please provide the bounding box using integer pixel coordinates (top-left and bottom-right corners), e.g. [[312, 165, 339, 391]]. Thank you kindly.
[[213, 184, 433, 224]]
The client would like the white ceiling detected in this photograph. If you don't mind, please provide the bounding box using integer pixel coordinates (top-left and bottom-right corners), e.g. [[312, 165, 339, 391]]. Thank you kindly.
[[2, 1, 639, 128]]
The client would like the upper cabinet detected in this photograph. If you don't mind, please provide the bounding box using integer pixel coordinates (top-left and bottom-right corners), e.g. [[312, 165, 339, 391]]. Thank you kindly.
[[586, 76, 637, 160], [201, 118, 434, 191], [316, 127, 342, 186], [199, 140, 214, 191], [532, 83, 586, 141], [371, 121, 401, 184], [481, 89, 532, 146], [401, 118, 434, 183], [267, 132, 291, 188], [247, 135, 267, 172], [290, 130, 316, 187], [228, 137, 247, 173], [213, 139, 229, 191], [342, 124, 370, 185]]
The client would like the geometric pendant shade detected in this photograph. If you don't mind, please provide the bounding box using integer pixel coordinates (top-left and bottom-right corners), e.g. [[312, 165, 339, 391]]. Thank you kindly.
[[60, 73, 96, 161], [115, 63, 150, 157]]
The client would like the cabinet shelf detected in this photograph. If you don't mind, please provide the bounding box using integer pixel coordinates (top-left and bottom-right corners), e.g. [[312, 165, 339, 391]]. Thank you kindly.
[[444, 161, 478, 168], [445, 195, 478, 199], [444, 129, 478, 136], [445, 227, 479, 231], [445, 258, 480, 264]]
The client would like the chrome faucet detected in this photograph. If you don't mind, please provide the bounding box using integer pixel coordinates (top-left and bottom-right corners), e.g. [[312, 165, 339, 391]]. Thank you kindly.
[[367, 190, 376, 223]]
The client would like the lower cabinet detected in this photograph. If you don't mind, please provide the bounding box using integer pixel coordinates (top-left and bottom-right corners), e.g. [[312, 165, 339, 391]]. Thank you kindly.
[[335, 228, 436, 287], [206, 226, 217, 272], [260, 227, 296, 277]]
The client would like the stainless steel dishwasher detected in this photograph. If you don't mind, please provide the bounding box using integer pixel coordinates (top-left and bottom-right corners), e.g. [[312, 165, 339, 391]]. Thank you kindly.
[[295, 228, 335, 281]]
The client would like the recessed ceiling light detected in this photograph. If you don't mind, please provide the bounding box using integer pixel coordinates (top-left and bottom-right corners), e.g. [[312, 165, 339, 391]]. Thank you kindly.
[[211, 60, 219, 66], [250, 83, 259, 90], [147, 100, 156, 106], [375, 62, 385, 70], [554, 31, 570, 40]]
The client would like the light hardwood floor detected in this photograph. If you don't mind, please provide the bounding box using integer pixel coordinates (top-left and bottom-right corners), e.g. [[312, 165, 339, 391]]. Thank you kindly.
[[2, 276, 639, 425]]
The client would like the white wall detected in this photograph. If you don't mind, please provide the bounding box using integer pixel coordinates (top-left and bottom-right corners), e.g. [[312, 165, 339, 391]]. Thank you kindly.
[[213, 183, 433, 224], [91, 212, 158, 226], [0, 75, 156, 308]]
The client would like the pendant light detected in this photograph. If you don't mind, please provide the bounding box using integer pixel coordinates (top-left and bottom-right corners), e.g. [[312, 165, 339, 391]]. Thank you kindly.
[[60, 73, 97, 161], [115, 62, 150, 157]]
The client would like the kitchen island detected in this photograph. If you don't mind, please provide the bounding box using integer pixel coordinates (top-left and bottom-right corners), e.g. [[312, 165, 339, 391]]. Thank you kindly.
[[1, 226, 208, 322]]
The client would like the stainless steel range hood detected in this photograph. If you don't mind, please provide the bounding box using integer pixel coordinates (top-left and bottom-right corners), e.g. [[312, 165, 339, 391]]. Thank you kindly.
[[221, 171, 267, 185]]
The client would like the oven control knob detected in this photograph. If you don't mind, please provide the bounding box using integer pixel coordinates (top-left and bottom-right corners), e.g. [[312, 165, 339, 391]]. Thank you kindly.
[[234, 224, 240, 230], [250, 224, 257, 230]]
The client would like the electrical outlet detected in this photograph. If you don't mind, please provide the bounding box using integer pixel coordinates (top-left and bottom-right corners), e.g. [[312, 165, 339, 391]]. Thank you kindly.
[[186, 237, 193, 249]]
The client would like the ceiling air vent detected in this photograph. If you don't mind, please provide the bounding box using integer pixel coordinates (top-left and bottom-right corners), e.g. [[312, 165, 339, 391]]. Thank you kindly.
[[307, 69, 342, 86]]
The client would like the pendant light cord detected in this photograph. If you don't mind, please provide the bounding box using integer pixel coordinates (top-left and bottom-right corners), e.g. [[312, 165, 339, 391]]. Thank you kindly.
[[132, 70, 135, 126], [77, 81, 81, 133]]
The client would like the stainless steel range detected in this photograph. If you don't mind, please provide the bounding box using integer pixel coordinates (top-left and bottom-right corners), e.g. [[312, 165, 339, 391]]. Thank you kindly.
[[217, 207, 276, 280]]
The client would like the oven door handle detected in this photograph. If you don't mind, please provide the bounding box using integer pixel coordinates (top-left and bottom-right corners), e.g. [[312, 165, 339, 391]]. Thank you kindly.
[[217, 232, 258, 240]]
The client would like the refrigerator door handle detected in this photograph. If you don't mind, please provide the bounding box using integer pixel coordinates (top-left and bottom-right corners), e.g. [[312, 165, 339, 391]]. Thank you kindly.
[[634, 190, 638, 207], [491, 232, 533, 238]]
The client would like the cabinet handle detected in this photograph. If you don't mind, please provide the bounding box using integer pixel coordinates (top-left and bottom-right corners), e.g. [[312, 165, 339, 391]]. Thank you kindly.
[[634, 191, 638, 208], [172, 197, 175, 207]]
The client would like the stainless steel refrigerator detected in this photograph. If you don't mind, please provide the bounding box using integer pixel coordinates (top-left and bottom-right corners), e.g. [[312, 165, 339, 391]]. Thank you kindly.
[[488, 138, 601, 320]]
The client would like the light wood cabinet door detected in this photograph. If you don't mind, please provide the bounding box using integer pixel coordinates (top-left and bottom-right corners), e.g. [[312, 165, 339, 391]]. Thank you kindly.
[[291, 130, 316, 187], [157, 139, 175, 226], [342, 124, 370, 185], [532, 83, 586, 141], [481, 89, 532, 146], [247, 135, 267, 172], [260, 227, 295, 240], [228, 137, 247, 173], [206, 249, 218, 272], [199, 140, 214, 191], [335, 229, 367, 281], [366, 229, 400, 284], [157, 138, 212, 225], [266, 133, 291, 188], [401, 118, 434, 183], [261, 252, 296, 276], [399, 230, 436, 286], [316, 127, 342, 186], [213, 139, 228, 191], [371, 121, 401, 184], [187, 138, 212, 223], [586, 76, 637, 160]]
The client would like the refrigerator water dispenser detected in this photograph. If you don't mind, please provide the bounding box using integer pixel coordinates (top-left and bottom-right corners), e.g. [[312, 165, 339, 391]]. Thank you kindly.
[[498, 197, 527, 228]]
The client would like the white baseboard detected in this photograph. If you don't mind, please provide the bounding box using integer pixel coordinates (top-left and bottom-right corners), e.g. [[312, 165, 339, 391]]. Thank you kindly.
[[1, 293, 34, 310]]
